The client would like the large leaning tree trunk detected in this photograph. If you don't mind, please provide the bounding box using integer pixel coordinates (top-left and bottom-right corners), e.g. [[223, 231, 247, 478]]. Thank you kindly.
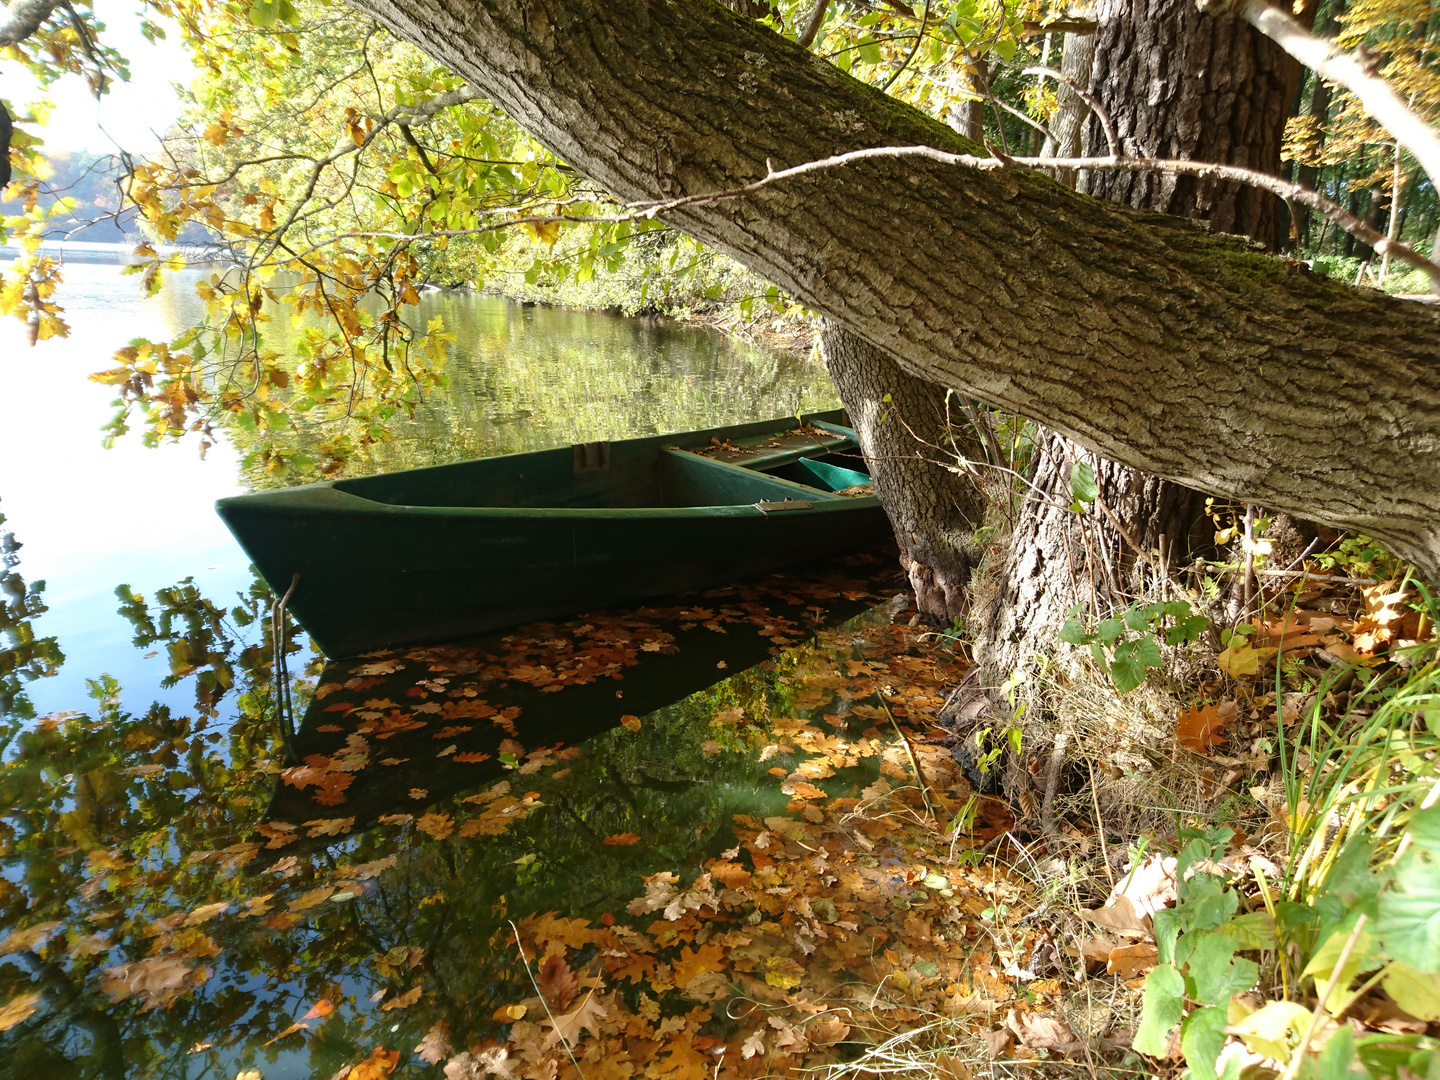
[[342, 0, 1440, 579], [976, 0, 1305, 676]]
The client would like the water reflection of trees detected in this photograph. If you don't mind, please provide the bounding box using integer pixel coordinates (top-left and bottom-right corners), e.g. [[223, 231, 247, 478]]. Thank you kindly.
[[0, 544, 901, 1079], [232, 292, 838, 487]]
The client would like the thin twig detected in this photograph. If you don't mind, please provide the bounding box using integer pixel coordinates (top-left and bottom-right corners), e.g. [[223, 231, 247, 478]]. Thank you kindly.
[[877, 693, 939, 819]]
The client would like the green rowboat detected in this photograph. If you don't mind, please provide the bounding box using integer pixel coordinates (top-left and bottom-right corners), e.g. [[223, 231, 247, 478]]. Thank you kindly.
[[216, 410, 890, 656]]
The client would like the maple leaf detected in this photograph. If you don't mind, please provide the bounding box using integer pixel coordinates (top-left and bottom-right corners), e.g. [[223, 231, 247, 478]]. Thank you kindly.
[[542, 989, 607, 1050], [672, 944, 726, 988], [1175, 702, 1236, 754]]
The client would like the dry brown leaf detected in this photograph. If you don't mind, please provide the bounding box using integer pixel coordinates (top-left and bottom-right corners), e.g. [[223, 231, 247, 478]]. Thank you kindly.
[[1176, 702, 1236, 754], [379, 986, 421, 1012], [603, 832, 641, 846], [808, 1018, 851, 1045], [1112, 855, 1178, 917], [415, 1020, 453, 1064], [981, 1028, 1013, 1058], [1106, 942, 1159, 978], [541, 990, 606, 1050], [1078, 895, 1150, 938], [1005, 1009, 1080, 1051]]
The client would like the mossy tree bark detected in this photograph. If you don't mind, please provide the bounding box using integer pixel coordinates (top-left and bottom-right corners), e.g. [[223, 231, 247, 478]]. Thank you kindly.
[[345, 0, 1440, 579]]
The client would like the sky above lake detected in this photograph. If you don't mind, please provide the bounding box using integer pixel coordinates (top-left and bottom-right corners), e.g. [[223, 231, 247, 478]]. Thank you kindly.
[[1, 0, 190, 154]]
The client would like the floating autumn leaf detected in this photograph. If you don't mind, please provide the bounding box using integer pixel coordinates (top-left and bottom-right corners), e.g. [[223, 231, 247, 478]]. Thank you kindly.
[[379, 986, 423, 1012], [541, 990, 607, 1050], [537, 953, 580, 1009], [1175, 702, 1236, 754], [344, 1048, 400, 1080], [415, 1019, 453, 1064], [416, 813, 455, 840], [602, 832, 641, 846], [620, 714, 642, 732], [672, 943, 725, 988], [100, 954, 212, 1011], [0, 992, 41, 1032], [764, 955, 806, 990], [302, 998, 336, 1020], [0, 921, 61, 956]]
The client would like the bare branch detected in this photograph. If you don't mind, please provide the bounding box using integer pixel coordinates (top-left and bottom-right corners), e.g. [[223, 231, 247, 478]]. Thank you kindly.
[[1199, 0, 1440, 193], [1021, 65, 1118, 156]]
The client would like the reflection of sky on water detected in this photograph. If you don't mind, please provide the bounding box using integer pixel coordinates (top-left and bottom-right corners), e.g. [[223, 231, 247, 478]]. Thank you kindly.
[[0, 253, 835, 721]]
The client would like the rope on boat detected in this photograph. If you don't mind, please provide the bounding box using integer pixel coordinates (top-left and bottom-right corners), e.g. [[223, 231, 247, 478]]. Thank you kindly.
[[272, 573, 300, 761]]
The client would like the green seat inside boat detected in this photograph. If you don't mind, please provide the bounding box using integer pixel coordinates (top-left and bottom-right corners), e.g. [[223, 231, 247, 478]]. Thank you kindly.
[[331, 442, 864, 510]]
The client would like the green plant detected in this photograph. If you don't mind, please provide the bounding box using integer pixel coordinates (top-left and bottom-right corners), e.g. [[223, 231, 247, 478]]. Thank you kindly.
[[1058, 600, 1211, 694]]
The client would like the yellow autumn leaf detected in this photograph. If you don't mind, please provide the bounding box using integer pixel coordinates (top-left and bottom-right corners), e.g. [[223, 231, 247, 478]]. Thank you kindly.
[[0, 992, 41, 1032]]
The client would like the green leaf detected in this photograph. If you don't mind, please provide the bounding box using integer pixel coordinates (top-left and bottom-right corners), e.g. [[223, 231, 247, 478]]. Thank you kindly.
[[1187, 933, 1259, 1006], [1180, 1005, 1229, 1080], [1097, 618, 1124, 643], [1124, 607, 1149, 631], [1133, 963, 1185, 1056], [1308, 1024, 1362, 1080], [1380, 960, 1440, 1021], [1135, 635, 1163, 669], [1404, 804, 1440, 857], [1377, 849, 1440, 972], [1057, 618, 1087, 645], [1070, 461, 1098, 503], [1213, 911, 1277, 950], [1184, 874, 1239, 931], [1154, 908, 1182, 966], [1109, 653, 1146, 694]]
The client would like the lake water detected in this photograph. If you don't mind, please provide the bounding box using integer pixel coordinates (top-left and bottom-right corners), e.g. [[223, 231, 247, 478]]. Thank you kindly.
[[0, 256, 1000, 1078]]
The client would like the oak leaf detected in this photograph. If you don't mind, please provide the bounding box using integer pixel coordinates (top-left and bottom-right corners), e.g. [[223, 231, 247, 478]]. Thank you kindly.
[[541, 990, 606, 1050], [604, 832, 641, 846], [1175, 702, 1236, 754], [415, 1020, 452, 1064], [672, 944, 725, 988]]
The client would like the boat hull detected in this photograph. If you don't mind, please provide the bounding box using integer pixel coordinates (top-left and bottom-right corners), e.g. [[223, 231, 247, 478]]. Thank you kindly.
[[217, 411, 891, 656]]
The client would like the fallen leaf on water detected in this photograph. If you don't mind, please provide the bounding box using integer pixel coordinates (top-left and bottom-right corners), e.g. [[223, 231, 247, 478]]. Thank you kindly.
[[100, 954, 212, 1011], [0, 921, 61, 956], [603, 832, 641, 846], [415, 1019, 453, 1064], [262, 1021, 309, 1046], [0, 992, 41, 1032], [379, 986, 422, 1012], [541, 990, 607, 1050], [416, 813, 455, 840], [301, 998, 336, 1020], [620, 714, 642, 732], [344, 1048, 400, 1080]]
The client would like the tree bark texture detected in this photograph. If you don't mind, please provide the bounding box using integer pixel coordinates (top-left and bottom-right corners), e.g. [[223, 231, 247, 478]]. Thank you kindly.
[[1081, 0, 1301, 249], [818, 320, 987, 623], [344, 0, 1440, 576]]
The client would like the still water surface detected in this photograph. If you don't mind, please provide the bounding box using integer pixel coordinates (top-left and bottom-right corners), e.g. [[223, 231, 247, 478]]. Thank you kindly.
[[0, 256, 946, 1077]]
